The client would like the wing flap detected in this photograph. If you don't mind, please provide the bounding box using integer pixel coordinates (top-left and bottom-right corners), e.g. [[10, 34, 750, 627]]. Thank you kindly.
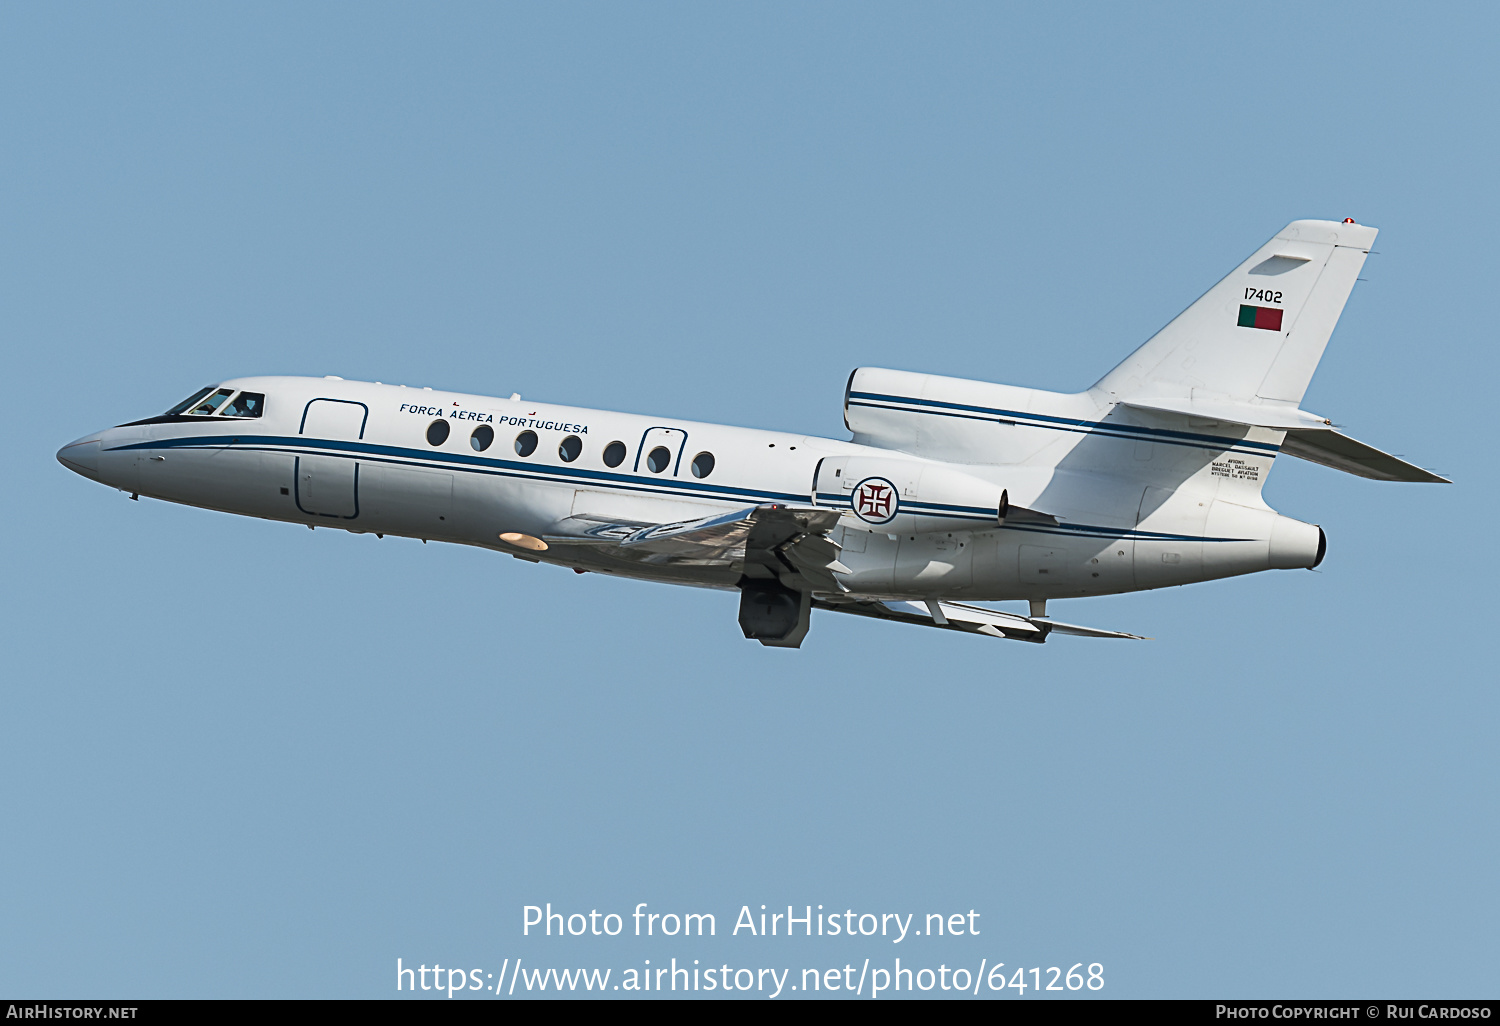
[[742, 505, 847, 591]]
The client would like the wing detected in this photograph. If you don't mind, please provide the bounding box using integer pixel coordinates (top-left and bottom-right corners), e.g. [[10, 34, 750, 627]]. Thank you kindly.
[[546, 503, 850, 587], [813, 596, 1148, 643], [551, 505, 763, 564]]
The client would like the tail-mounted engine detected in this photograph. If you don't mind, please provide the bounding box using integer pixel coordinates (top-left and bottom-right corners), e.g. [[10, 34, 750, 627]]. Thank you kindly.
[[814, 455, 1026, 535]]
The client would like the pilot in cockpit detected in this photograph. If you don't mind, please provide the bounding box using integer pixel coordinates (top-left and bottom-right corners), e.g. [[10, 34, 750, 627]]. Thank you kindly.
[[159, 386, 265, 420]]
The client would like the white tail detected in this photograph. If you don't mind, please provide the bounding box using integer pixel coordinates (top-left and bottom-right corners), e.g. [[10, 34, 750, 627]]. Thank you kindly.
[[1093, 219, 1376, 406]]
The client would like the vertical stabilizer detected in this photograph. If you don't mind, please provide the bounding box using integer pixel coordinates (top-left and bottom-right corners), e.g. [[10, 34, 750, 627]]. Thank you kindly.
[[1093, 220, 1376, 406]]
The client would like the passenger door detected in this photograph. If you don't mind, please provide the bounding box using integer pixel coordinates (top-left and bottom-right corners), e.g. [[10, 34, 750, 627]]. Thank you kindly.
[[296, 398, 366, 519]]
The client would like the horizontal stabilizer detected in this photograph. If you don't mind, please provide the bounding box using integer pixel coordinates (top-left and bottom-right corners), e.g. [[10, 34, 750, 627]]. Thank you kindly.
[[1121, 397, 1333, 431], [813, 596, 1147, 642], [1280, 429, 1449, 483], [1120, 398, 1447, 483]]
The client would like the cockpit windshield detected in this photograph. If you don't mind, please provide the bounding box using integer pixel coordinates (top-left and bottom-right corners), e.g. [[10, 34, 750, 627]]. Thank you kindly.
[[161, 386, 266, 419], [165, 387, 217, 416], [189, 388, 235, 415], [220, 392, 264, 418]]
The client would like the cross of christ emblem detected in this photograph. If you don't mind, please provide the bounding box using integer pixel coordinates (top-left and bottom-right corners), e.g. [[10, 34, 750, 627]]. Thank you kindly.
[[853, 478, 897, 523]]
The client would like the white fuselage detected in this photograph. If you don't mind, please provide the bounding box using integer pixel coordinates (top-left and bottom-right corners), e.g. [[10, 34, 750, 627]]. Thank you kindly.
[[57, 373, 1323, 604]]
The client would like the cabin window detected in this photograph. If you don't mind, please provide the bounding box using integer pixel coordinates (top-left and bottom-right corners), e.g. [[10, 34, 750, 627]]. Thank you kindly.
[[165, 387, 216, 416], [558, 434, 582, 462], [515, 430, 538, 457], [691, 451, 715, 479], [470, 424, 494, 451], [219, 392, 265, 418], [646, 446, 671, 473], [426, 419, 450, 446], [602, 440, 626, 468], [188, 388, 235, 416]]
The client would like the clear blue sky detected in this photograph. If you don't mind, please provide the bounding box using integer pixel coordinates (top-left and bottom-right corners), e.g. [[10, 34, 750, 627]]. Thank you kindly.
[[3, 1, 1495, 999]]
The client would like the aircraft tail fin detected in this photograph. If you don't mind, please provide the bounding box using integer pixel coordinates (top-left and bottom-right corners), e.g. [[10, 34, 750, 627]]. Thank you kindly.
[[1093, 219, 1377, 406]]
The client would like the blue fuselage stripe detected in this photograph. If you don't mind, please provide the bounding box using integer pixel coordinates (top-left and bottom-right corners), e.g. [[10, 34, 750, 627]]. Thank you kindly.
[[111, 434, 810, 503], [110, 434, 1252, 544]]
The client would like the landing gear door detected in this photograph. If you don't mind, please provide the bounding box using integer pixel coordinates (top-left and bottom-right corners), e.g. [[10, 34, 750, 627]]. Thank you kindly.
[[635, 427, 688, 477]]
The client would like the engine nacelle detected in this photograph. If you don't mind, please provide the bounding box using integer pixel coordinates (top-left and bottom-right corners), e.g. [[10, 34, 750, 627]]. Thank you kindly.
[[814, 454, 1007, 535]]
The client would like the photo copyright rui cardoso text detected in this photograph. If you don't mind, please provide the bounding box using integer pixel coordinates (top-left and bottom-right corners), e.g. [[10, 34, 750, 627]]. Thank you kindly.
[[393, 903, 1106, 998]]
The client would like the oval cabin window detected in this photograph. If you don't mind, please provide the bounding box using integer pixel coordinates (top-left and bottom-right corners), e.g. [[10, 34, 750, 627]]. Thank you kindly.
[[602, 441, 627, 468], [691, 451, 715, 478], [470, 424, 494, 451], [427, 419, 450, 446], [558, 435, 582, 462], [514, 430, 538, 457], [646, 446, 671, 474]]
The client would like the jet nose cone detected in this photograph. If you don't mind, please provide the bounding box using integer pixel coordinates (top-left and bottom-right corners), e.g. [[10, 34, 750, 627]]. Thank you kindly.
[[57, 434, 104, 478]]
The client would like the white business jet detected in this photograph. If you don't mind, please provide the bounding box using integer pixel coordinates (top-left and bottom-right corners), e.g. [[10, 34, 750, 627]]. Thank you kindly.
[[58, 219, 1444, 647]]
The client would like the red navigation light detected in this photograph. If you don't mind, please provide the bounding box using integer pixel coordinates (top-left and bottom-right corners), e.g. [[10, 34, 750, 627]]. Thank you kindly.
[[1343, 218, 1356, 224]]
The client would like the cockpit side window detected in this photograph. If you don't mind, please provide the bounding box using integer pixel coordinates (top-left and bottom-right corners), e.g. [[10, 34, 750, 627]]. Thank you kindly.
[[188, 388, 235, 416], [165, 387, 217, 416], [219, 391, 265, 418]]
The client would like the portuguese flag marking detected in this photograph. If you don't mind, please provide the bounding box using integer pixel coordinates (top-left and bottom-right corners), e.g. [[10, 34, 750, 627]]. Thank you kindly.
[[1238, 304, 1283, 331]]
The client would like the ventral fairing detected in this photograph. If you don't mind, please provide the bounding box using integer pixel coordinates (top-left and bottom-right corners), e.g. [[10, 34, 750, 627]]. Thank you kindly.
[[58, 220, 1444, 646]]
